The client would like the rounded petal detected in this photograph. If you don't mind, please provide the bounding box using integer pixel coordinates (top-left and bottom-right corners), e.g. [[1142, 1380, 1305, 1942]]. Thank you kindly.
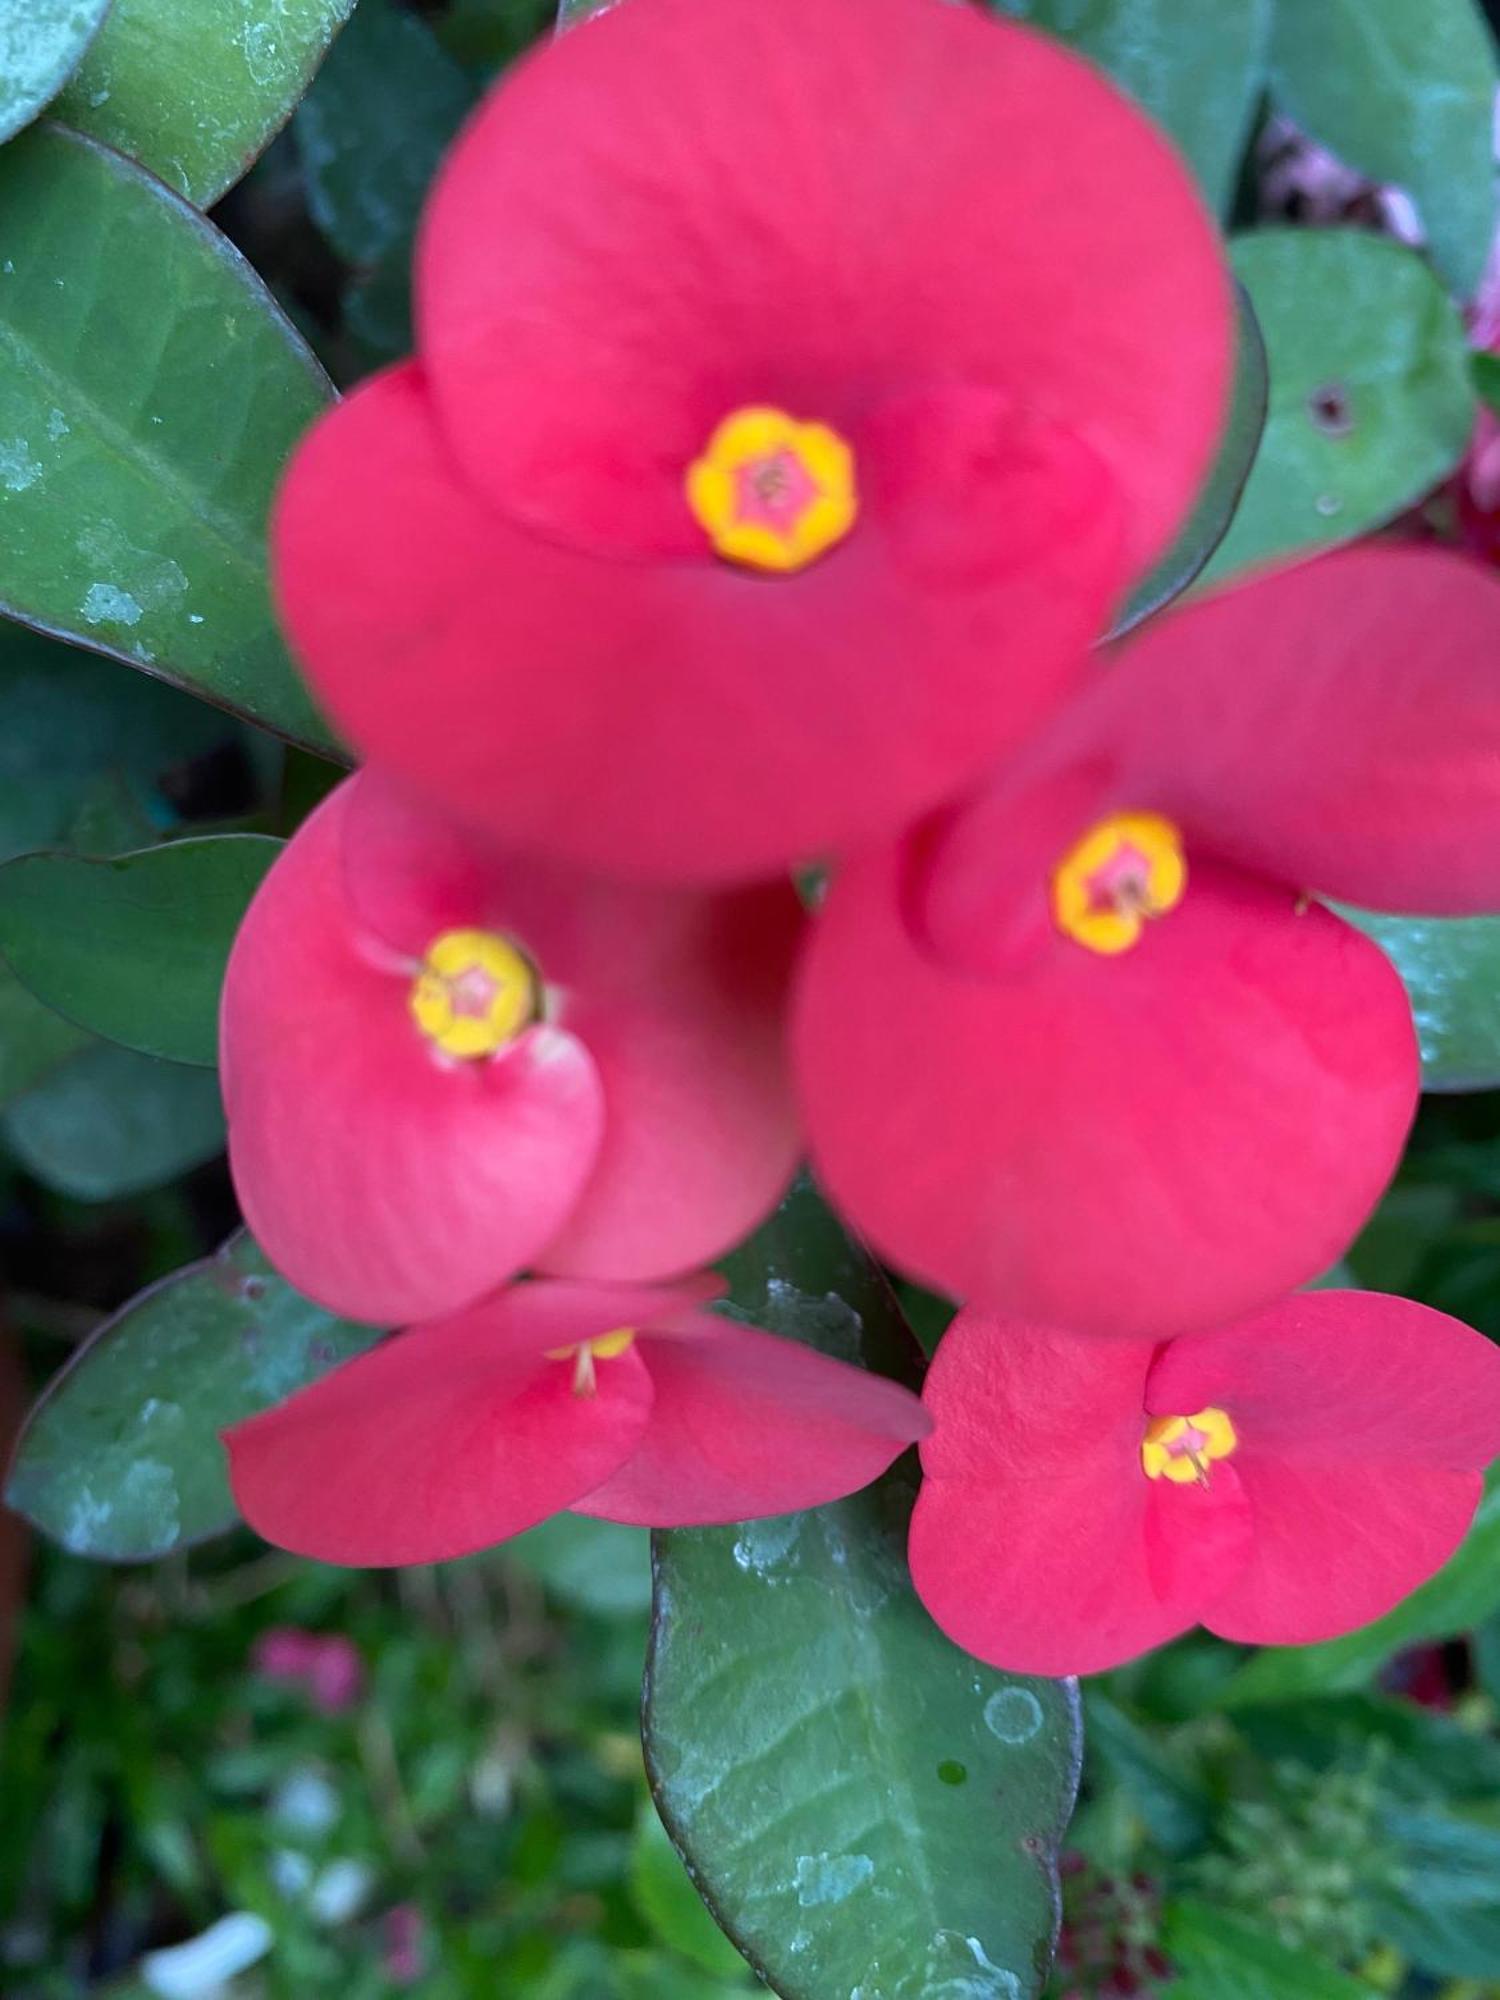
[[1100, 546, 1500, 913], [795, 847, 1418, 1338], [909, 1309, 1216, 1676], [420, 0, 1228, 579], [274, 364, 1124, 881], [225, 1309, 653, 1566], [1147, 1291, 1500, 1470], [1200, 1456, 1484, 1648], [220, 781, 605, 1324], [575, 1311, 928, 1526]]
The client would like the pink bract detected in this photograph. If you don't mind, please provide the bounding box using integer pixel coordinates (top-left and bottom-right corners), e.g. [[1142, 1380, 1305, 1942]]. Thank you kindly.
[[272, 0, 1231, 882], [225, 1276, 930, 1564], [221, 771, 803, 1324], [909, 1292, 1500, 1678]]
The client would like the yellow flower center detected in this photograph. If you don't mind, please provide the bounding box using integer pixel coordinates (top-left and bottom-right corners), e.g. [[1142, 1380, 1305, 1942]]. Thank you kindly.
[[409, 928, 537, 1059], [1141, 1406, 1238, 1485], [545, 1327, 637, 1398], [1051, 811, 1187, 956], [686, 405, 857, 573]]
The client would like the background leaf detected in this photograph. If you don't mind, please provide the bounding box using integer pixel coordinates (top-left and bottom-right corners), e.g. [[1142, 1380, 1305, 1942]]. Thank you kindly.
[[1220, 1469, 1500, 1705], [1269, 0, 1499, 297], [630, 1805, 751, 1981], [1110, 287, 1268, 639], [0, 964, 89, 1108], [0, 0, 111, 146], [985, 0, 1273, 213], [0, 1041, 225, 1200], [1201, 230, 1474, 587], [1160, 1901, 1382, 1998], [54, 0, 357, 209], [1336, 908, 1500, 1092], [0, 835, 280, 1067], [5, 1233, 381, 1560], [644, 1183, 1081, 2000], [0, 124, 336, 751]]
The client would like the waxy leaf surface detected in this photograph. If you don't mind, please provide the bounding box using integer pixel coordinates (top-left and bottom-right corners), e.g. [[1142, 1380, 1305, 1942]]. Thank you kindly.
[[0, 1040, 224, 1200], [1338, 908, 1500, 1093], [0, 0, 111, 145]]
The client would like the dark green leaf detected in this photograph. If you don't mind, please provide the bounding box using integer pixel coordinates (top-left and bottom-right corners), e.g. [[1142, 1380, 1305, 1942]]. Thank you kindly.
[[1335, 909, 1500, 1092], [1082, 1691, 1210, 1855], [0, 963, 90, 1108], [0, 834, 279, 1067], [5, 1233, 382, 1559], [0, 1040, 224, 1200], [630, 1805, 751, 1981], [1202, 230, 1475, 588], [295, 0, 474, 266], [0, 124, 336, 752], [1110, 288, 1267, 640], [1269, 0, 1498, 297], [55, 0, 357, 208], [1160, 1901, 1381, 1999], [1472, 348, 1500, 417], [985, 0, 1272, 212], [1382, 1808, 1500, 1978], [0, 0, 111, 145], [1233, 1695, 1500, 1802], [1220, 1468, 1500, 1704], [645, 1183, 1081, 2000]]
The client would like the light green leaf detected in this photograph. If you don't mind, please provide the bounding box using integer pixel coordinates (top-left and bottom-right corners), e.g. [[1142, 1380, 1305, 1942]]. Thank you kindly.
[[1221, 1468, 1500, 1704], [1202, 230, 1474, 587], [645, 1182, 1081, 2000], [295, 0, 474, 266], [510, 1514, 652, 1619], [1111, 287, 1267, 639], [1269, 0, 1498, 297], [0, 0, 111, 145], [1336, 908, 1500, 1091], [986, 0, 1272, 211], [1161, 1901, 1382, 1999], [630, 1805, 752, 1981], [0, 963, 90, 1109], [5, 1232, 382, 1560], [0, 124, 337, 752], [55, 0, 357, 209], [1382, 1809, 1500, 1978], [0, 834, 279, 1068], [0, 1039, 224, 1200], [1083, 1691, 1210, 1855]]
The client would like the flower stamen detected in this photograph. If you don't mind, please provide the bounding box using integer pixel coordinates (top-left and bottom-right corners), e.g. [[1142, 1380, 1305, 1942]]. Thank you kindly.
[[1051, 811, 1186, 955], [1142, 1406, 1237, 1486], [409, 928, 537, 1059], [686, 406, 857, 573], [545, 1327, 637, 1400]]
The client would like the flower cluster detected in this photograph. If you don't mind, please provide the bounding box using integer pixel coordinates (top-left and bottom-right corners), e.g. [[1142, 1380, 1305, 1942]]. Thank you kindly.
[[225, 0, 1500, 1675]]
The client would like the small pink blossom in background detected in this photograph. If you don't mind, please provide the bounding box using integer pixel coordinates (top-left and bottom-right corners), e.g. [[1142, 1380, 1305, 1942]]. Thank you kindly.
[[381, 1904, 427, 1986], [250, 1627, 365, 1715]]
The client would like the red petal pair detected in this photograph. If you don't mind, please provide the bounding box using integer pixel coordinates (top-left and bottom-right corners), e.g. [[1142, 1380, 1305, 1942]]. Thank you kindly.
[[226, 1277, 930, 1564], [797, 547, 1500, 1338], [910, 1291, 1500, 1678], [272, 0, 1230, 882], [221, 772, 803, 1324]]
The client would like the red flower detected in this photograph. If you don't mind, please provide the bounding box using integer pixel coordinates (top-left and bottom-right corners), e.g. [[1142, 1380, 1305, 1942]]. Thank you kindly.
[[272, 0, 1230, 883], [225, 1276, 929, 1563], [909, 1291, 1500, 1678], [221, 771, 802, 1324], [795, 546, 1500, 1338]]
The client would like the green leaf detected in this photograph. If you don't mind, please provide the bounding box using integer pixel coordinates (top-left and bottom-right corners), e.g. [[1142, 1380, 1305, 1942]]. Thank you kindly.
[[0, 834, 279, 1068], [1202, 230, 1475, 588], [630, 1805, 752, 1981], [1233, 1694, 1500, 1802], [294, 0, 474, 266], [1472, 348, 1500, 417], [0, 0, 112, 145], [1269, 0, 1498, 298], [0, 626, 248, 865], [985, 0, 1272, 212], [1220, 1468, 1500, 1705], [1110, 287, 1268, 640], [1082, 1691, 1210, 1855], [0, 1040, 224, 1200], [1382, 1808, 1500, 1978], [0, 124, 336, 753], [5, 1233, 382, 1560], [1335, 909, 1500, 1092], [54, 0, 357, 209], [0, 963, 90, 1108], [644, 1183, 1081, 2000], [510, 1514, 652, 1619], [1160, 1901, 1382, 1999]]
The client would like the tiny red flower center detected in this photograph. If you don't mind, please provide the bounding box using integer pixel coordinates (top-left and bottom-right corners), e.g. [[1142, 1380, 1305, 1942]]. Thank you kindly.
[[686, 405, 857, 573], [544, 1327, 637, 1398], [1052, 811, 1187, 956], [409, 928, 537, 1059], [1141, 1406, 1237, 1486]]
